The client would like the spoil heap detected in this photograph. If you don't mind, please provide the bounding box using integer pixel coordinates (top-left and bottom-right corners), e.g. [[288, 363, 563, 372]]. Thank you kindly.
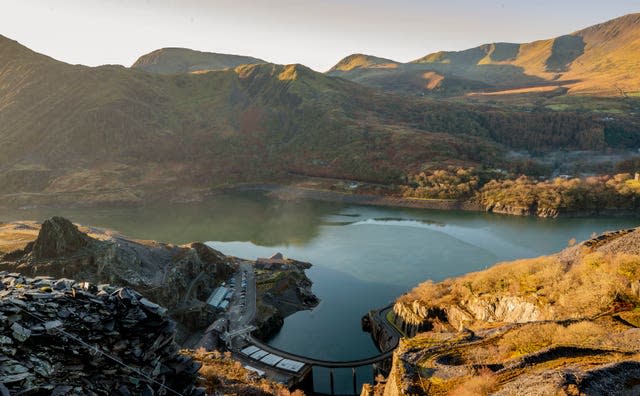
[[0, 272, 204, 395], [0, 217, 237, 339]]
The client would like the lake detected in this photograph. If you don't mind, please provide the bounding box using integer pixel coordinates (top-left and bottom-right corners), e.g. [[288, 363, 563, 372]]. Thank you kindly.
[[1, 192, 637, 392]]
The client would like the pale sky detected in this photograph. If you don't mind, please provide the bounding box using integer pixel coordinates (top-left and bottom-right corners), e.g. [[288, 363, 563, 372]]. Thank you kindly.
[[0, 0, 638, 71]]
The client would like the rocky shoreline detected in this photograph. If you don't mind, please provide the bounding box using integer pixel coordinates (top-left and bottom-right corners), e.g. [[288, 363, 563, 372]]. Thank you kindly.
[[252, 256, 319, 341], [3, 182, 639, 219], [241, 184, 640, 219], [485, 202, 640, 218]]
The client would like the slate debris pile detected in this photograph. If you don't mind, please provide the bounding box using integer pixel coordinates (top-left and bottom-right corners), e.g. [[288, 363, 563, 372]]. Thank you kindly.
[[0, 271, 205, 395]]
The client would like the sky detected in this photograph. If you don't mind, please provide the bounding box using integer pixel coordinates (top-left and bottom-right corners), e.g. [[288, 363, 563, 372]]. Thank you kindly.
[[0, 0, 638, 72]]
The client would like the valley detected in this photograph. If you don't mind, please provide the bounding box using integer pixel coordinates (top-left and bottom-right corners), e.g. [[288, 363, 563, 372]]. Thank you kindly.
[[1, 7, 640, 395], [2, 15, 640, 213]]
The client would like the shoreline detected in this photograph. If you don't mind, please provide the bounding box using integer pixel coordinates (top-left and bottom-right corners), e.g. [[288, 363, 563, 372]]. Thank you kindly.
[[2, 182, 639, 219], [233, 184, 640, 218], [234, 183, 482, 212]]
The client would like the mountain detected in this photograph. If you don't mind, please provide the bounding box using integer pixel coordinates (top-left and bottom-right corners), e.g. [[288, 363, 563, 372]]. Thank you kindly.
[[131, 47, 266, 74], [329, 13, 640, 97], [0, 35, 491, 206], [0, 33, 635, 207], [328, 53, 401, 72]]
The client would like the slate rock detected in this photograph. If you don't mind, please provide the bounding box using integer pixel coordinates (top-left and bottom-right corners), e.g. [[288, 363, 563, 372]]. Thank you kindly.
[[0, 273, 203, 395]]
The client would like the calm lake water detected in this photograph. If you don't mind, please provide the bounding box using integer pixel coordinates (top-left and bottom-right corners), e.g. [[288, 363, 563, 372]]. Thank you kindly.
[[2, 192, 638, 392]]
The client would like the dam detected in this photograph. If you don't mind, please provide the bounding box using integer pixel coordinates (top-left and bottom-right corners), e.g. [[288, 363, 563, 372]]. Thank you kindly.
[[225, 306, 400, 395]]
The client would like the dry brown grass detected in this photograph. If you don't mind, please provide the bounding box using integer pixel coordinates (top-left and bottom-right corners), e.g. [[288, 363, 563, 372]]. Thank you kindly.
[[185, 348, 305, 396], [497, 321, 608, 359], [401, 247, 640, 323], [409, 315, 640, 394], [0, 221, 39, 254], [449, 369, 498, 396], [398, 246, 640, 336]]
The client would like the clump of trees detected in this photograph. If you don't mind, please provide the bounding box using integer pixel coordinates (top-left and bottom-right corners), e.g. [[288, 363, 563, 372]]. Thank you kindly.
[[480, 174, 640, 213], [400, 165, 640, 214], [401, 166, 480, 199], [479, 112, 607, 151]]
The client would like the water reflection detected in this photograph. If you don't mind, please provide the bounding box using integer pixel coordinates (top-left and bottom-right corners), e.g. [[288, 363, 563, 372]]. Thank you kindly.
[[0, 192, 339, 246]]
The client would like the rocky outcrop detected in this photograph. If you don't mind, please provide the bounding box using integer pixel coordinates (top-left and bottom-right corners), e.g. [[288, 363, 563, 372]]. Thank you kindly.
[[393, 295, 542, 334], [253, 258, 319, 340], [252, 311, 285, 341], [0, 272, 204, 395], [485, 203, 561, 218], [0, 217, 237, 337], [379, 322, 640, 396], [31, 217, 91, 259], [493, 360, 640, 396], [484, 202, 640, 218], [389, 230, 640, 333]]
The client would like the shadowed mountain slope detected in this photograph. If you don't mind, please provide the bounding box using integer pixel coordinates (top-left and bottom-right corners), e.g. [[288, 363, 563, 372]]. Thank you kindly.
[[0, 35, 493, 205]]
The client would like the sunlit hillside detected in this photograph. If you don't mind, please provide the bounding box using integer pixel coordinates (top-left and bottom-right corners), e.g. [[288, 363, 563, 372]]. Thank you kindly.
[[132, 47, 266, 74], [329, 13, 640, 98]]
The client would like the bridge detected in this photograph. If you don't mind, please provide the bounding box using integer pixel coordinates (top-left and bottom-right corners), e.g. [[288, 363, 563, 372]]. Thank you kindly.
[[236, 306, 401, 395], [247, 334, 396, 368]]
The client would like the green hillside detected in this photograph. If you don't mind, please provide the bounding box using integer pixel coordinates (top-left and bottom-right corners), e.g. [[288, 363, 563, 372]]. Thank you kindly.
[[0, 34, 635, 207]]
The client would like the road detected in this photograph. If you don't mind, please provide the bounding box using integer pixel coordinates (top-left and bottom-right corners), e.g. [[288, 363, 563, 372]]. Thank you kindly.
[[375, 306, 401, 351], [223, 260, 257, 349], [240, 261, 257, 328]]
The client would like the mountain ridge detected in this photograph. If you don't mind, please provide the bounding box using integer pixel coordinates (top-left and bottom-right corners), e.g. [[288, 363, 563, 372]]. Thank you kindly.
[[0, 35, 502, 206], [131, 47, 266, 74], [328, 13, 640, 97]]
